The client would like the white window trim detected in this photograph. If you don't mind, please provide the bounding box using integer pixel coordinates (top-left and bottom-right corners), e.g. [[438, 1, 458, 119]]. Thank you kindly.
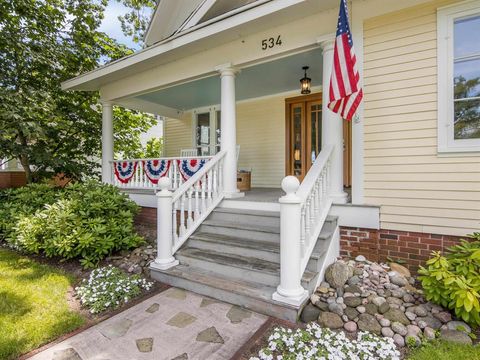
[[192, 105, 220, 154], [437, 1, 480, 154]]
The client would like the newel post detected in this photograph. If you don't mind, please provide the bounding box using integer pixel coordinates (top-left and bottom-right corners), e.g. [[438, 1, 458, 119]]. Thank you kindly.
[[150, 177, 179, 271], [272, 176, 309, 306]]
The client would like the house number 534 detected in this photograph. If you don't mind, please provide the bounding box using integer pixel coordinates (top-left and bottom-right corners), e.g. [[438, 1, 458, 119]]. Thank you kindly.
[[261, 35, 282, 50]]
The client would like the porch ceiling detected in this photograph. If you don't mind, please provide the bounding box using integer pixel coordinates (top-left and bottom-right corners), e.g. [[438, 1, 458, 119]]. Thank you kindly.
[[134, 47, 323, 111]]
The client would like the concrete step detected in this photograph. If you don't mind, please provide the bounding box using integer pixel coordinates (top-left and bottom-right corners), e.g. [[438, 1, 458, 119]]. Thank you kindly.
[[198, 219, 280, 242], [176, 247, 319, 291], [209, 208, 280, 227], [189, 231, 331, 271], [150, 264, 303, 322]]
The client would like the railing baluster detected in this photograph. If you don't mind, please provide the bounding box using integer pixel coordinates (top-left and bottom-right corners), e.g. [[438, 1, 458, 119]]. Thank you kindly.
[[201, 174, 207, 213], [300, 205, 306, 255], [194, 181, 200, 219], [172, 199, 178, 244], [179, 194, 186, 236], [207, 169, 213, 207], [187, 188, 193, 226]]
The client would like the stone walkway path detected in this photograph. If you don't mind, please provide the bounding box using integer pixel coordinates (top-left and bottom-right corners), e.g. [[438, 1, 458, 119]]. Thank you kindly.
[[29, 288, 268, 360]]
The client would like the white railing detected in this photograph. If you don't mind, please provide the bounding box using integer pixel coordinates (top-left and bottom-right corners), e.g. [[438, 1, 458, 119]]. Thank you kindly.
[[150, 151, 226, 270], [110, 155, 213, 190], [273, 145, 334, 306]]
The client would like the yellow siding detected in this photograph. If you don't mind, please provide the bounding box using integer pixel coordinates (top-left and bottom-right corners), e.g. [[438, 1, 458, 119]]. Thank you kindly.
[[164, 112, 192, 157], [363, 0, 480, 236], [163, 94, 286, 188]]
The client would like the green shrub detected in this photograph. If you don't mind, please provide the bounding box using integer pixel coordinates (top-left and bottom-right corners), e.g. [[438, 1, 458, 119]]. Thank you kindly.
[[0, 181, 144, 268], [75, 265, 153, 313], [418, 233, 480, 326]]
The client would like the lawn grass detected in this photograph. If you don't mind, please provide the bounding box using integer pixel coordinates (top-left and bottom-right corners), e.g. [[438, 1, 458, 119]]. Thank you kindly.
[[408, 340, 480, 360], [0, 248, 85, 360]]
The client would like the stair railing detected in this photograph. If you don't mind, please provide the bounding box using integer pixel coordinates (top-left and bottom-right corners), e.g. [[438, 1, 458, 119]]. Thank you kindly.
[[272, 145, 334, 306], [151, 151, 226, 270]]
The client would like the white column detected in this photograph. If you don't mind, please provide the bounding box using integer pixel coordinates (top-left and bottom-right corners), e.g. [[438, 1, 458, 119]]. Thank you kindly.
[[217, 65, 243, 198], [150, 177, 179, 270], [101, 102, 114, 184], [272, 176, 309, 306], [320, 40, 348, 204]]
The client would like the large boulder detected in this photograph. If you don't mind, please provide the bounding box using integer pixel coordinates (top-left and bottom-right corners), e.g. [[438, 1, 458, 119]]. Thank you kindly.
[[325, 262, 350, 288], [440, 329, 472, 345], [317, 311, 343, 329], [389, 263, 411, 278], [357, 313, 381, 335]]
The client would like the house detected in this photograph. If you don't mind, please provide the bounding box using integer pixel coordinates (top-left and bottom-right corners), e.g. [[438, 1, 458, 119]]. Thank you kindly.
[[63, 0, 480, 321], [0, 158, 26, 189]]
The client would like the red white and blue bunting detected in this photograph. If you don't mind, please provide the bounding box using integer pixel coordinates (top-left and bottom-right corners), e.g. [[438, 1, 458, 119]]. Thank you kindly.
[[177, 159, 207, 181], [114, 161, 137, 184], [143, 159, 171, 184]]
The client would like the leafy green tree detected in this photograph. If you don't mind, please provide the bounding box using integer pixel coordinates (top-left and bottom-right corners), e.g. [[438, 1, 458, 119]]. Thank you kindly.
[[0, 0, 157, 182], [454, 75, 480, 140], [114, 0, 157, 45]]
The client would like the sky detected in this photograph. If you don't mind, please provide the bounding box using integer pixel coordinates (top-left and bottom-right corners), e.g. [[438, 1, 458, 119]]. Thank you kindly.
[[99, 0, 141, 50]]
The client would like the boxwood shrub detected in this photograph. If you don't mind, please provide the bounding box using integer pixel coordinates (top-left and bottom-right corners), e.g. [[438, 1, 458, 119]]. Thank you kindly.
[[0, 181, 144, 268], [418, 233, 480, 326]]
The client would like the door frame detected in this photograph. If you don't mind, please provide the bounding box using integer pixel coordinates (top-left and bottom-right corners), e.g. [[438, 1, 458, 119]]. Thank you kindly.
[[285, 92, 352, 186], [285, 93, 323, 179]]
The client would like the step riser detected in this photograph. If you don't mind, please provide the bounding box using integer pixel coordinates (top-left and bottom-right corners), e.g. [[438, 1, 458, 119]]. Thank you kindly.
[[188, 238, 280, 263], [150, 269, 299, 322], [176, 252, 315, 290], [209, 211, 280, 227], [198, 224, 280, 243], [176, 253, 280, 287]]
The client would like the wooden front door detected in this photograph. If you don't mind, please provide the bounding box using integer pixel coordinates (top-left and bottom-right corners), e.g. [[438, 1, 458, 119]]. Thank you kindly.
[[285, 93, 352, 185]]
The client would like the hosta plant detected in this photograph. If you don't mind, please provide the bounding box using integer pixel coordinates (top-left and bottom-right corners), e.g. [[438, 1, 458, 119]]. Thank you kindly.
[[418, 233, 480, 326], [249, 323, 400, 360], [76, 265, 154, 313]]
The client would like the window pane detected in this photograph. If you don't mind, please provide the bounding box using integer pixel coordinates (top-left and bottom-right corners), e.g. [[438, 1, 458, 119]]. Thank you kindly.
[[454, 98, 480, 139], [196, 113, 210, 149], [454, 15, 480, 58], [454, 58, 480, 99]]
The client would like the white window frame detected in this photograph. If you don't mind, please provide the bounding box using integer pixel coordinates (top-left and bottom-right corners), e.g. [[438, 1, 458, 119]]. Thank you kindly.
[[437, 1, 480, 153], [192, 105, 221, 155]]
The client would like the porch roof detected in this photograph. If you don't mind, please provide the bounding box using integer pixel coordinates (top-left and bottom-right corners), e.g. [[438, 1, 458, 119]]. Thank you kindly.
[[61, 0, 338, 93]]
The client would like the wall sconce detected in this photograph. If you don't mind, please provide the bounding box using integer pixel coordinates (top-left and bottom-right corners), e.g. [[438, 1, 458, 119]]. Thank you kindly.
[[294, 149, 301, 161], [300, 66, 311, 94]]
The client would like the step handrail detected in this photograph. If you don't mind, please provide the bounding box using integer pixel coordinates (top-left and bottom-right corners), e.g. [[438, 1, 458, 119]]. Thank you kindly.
[[273, 145, 334, 306]]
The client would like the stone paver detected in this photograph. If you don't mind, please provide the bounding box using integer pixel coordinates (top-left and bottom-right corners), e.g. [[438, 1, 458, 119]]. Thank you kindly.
[[30, 287, 268, 360]]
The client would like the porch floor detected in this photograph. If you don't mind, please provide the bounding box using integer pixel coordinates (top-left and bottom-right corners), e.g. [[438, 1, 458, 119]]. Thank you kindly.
[[235, 188, 283, 203]]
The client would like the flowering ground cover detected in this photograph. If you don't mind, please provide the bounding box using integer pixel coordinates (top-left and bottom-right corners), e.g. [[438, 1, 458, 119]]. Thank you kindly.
[[249, 323, 401, 360], [0, 248, 85, 360], [76, 265, 154, 313]]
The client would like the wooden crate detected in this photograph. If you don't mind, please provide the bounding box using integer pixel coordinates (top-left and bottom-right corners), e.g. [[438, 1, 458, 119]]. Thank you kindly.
[[237, 171, 251, 191]]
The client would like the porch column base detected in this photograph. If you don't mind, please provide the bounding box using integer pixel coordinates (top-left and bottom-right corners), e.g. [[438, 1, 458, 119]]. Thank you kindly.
[[224, 191, 245, 199], [331, 191, 349, 204], [150, 258, 179, 271], [272, 288, 309, 307]]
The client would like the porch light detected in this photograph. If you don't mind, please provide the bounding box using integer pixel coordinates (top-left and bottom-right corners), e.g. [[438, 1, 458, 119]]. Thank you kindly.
[[300, 66, 311, 94]]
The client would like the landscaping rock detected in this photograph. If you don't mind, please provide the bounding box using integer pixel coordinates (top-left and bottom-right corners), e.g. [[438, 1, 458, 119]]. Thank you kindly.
[[344, 296, 362, 308], [378, 302, 390, 314], [365, 303, 378, 315], [379, 318, 391, 327], [325, 262, 350, 288], [384, 308, 410, 325], [393, 334, 405, 347], [389, 263, 411, 278], [391, 322, 407, 336], [328, 302, 344, 316], [434, 311, 452, 323], [416, 316, 442, 330], [355, 255, 367, 262], [344, 307, 359, 321], [301, 303, 321, 323], [357, 313, 381, 335], [344, 321, 357, 332], [423, 327, 436, 340], [390, 274, 408, 287], [315, 301, 329, 312], [446, 320, 471, 333], [318, 312, 343, 329], [382, 327, 394, 338], [440, 329, 472, 345]]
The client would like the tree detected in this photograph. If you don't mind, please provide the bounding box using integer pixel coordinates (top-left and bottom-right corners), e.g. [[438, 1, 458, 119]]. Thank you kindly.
[[0, 0, 157, 182], [114, 0, 157, 45], [454, 75, 480, 140]]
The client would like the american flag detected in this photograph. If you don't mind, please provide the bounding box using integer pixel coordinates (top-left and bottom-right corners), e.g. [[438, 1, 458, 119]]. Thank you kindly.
[[328, 0, 363, 121]]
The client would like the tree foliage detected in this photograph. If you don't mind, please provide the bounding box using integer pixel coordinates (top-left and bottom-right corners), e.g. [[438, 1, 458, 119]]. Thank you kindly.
[[114, 0, 157, 45], [0, 0, 157, 182], [454, 75, 480, 140]]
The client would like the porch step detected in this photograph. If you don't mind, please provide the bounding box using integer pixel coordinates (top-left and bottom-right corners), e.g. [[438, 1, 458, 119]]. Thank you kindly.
[[150, 205, 339, 322], [150, 264, 300, 322]]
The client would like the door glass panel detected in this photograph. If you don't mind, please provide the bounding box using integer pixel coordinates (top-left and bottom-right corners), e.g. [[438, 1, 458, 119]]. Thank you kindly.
[[293, 106, 303, 177], [196, 112, 210, 155], [215, 110, 221, 154], [310, 103, 322, 163]]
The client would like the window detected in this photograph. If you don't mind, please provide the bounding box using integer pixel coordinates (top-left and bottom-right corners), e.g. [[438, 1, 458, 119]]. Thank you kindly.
[[438, 2, 480, 153], [192, 107, 221, 155]]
